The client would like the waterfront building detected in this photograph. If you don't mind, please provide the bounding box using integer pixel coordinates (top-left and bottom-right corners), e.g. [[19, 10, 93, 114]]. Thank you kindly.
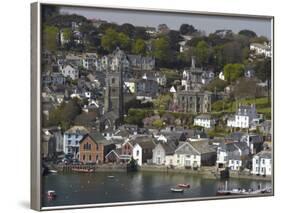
[[79, 132, 107, 164], [132, 136, 156, 166], [63, 126, 89, 158], [252, 150, 272, 176], [167, 141, 216, 168], [216, 142, 249, 170], [152, 142, 175, 165]]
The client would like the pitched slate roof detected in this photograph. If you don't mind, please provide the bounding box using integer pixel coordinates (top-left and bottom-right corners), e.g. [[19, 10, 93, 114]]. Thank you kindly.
[[188, 141, 216, 154], [175, 142, 199, 155], [65, 126, 89, 135], [234, 142, 249, 151], [79, 131, 108, 144], [255, 150, 272, 159]]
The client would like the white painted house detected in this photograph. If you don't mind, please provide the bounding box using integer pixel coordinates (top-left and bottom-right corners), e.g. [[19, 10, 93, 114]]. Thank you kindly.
[[216, 142, 249, 171], [152, 142, 175, 165], [63, 126, 89, 158], [252, 150, 272, 176], [250, 42, 272, 58], [167, 142, 201, 168], [194, 114, 216, 129], [133, 143, 142, 166], [227, 104, 258, 128], [61, 64, 79, 80]]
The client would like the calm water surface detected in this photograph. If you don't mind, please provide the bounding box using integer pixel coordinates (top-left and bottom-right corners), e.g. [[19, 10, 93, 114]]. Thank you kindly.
[[42, 171, 271, 207]]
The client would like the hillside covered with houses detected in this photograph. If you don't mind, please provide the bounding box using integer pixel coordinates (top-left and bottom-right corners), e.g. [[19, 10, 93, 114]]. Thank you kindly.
[[41, 6, 272, 178]]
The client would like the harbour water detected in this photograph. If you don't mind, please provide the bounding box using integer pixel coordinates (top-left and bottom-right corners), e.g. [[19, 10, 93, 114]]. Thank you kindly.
[[42, 171, 272, 207]]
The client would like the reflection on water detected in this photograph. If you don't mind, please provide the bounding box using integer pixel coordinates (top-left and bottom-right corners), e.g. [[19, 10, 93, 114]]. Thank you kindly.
[[42, 171, 271, 207]]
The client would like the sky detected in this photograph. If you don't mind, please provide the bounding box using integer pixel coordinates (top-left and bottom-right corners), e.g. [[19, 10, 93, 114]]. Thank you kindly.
[[59, 5, 272, 38]]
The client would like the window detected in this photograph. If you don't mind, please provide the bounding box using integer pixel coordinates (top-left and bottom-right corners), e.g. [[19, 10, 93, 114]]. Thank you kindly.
[[262, 159, 265, 164], [96, 145, 99, 151], [112, 78, 115, 84], [136, 150, 139, 156], [89, 155, 92, 161], [88, 144, 91, 150], [236, 161, 239, 164], [83, 155, 85, 160]]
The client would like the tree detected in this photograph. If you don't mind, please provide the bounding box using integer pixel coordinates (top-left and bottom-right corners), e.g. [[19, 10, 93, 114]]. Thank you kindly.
[[254, 58, 271, 104], [44, 14, 88, 28], [132, 39, 146, 55], [152, 36, 171, 65], [179, 24, 197, 35], [43, 25, 59, 52], [42, 5, 59, 22], [204, 78, 228, 92], [153, 94, 172, 111], [152, 119, 165, 129], [118, 32, 131, 50], [250, 36, 268, 44], [79, 22, 97, 35], [195, 40, 210, 66], [134, 26, 149, 40], [234, 78, 258, 99], [45, 98, 82, 130], [238, 29, 257, 38], [223, 63, 244, 83], [99, 22, 118, 33], [222, 41, 244, 64], [101, 28, 131, 52], [118, 23, 135, 38], [101, 28, 119, 52], [61, 28, 72, 43], [167, 30, 181, 51]]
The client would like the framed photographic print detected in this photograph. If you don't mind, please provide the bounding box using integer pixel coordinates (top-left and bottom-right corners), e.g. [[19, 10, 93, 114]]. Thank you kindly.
[[31, 1, 274, 211]]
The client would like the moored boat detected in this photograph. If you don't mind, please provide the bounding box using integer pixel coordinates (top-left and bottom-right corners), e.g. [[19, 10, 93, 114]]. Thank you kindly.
[[170, 188, 184, 193], [177, 183, 190, 188], [47, 190, 56, 200]]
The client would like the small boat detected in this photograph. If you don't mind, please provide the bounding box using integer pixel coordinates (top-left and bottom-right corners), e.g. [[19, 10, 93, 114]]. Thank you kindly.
[[47, 190, 56, 200], [217, 182, 271, 196], [107, 176, 115, 178], [48, 169, 58, 173], [177, 183, 190, 188], [170, 188, 184, 193]]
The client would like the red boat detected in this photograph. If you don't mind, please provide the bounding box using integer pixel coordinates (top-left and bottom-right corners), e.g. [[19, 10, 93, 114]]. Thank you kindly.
[[47, 190, 56, 200], [177, 183, 190, 188]]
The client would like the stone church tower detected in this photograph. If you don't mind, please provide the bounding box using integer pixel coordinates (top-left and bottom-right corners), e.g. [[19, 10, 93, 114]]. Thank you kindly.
[[104, 66, 124, 123]]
